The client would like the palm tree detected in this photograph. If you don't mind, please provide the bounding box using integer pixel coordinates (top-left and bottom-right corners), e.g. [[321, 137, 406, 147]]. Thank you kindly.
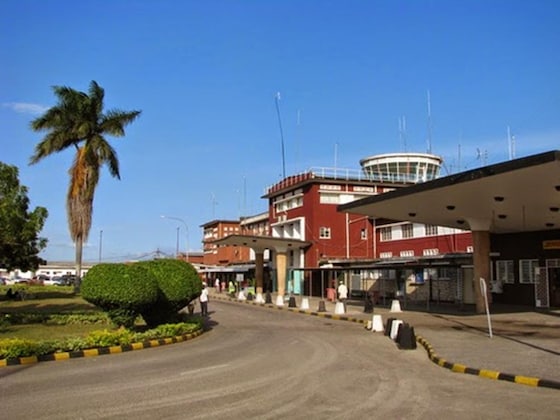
[[30, 80, 141, 287]]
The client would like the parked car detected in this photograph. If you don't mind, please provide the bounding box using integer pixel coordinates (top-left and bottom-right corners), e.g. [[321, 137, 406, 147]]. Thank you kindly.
[[44, 276, 65, 286], [5, 277, 28, 285], [30, 275, 49, 285], [61, 275, 77, 285]]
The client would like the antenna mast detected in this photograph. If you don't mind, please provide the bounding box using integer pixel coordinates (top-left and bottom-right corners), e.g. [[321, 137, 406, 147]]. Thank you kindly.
[[426, 89, 433, 154], [274, 92, 287, 179], [399, 116, 407, 152], [507, 126, 516, 159]]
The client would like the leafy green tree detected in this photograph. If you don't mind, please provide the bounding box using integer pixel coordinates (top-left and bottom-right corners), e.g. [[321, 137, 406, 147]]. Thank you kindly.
[[0, 162, 48, 271], [29, 81, 141, 286]]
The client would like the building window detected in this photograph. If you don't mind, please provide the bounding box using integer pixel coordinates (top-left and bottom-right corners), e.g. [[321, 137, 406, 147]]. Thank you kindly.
[[379, 252, 392, 259], [519, 259, 539, 284], [425, 224, 438, 236], [319, 227, 331, 239], [496, 260, 515, 284], [423, 248, 439, 256], [319, 193, 340, 204], [400, 250, 414, 257], [360, 229, 367, 240], [380, 226, 392, 241], [401, 223, 413, 239]]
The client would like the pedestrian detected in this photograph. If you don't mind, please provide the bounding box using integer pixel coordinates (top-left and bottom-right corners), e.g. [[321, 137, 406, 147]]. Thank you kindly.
[[337, 280, 348, 311], [228, 280, 236, 296], [214, 277, 221, 293], [200, 282, 209, 316], [364, 284, 376, 313]]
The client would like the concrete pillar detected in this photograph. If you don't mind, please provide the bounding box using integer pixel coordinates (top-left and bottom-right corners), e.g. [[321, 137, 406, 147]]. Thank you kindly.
[[276, 251, 287, 300], [255, 251, 264, 295], [472, 230, 491, 314]]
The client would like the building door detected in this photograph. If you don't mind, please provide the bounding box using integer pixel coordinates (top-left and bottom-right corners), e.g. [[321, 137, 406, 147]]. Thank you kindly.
[[462, 267, 475, 304], [549, 267, 560, 307]]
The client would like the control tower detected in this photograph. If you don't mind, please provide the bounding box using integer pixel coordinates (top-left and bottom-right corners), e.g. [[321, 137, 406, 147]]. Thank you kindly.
[[359, 152, 443, 184]]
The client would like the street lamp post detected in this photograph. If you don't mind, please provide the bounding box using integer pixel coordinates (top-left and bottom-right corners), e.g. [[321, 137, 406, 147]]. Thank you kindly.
[[99, 230, 103, 263], [161, 215, 189, 261]]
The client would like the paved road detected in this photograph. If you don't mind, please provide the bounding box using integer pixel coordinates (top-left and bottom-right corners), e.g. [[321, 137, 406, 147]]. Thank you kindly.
[[1, 301, 558, 419]]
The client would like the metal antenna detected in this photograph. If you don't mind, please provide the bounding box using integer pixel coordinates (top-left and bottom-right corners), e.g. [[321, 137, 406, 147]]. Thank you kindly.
[[399, 116, 407, 152], [507, 126, 516, 159], [427, 90, 433, 154], [274, 92, 286, 179], [211, 192, 218, 219]]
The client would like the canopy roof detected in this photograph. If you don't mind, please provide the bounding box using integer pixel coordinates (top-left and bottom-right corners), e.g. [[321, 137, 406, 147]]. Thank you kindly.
[[212, 234, 311, 252], [339, 150, 560, 234]]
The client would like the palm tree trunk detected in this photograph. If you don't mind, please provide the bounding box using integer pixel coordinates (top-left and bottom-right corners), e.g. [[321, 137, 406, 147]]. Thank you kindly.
[[75, 236, 83, 292]]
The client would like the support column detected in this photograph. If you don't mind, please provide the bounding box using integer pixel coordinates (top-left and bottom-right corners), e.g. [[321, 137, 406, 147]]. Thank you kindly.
[[255, 251, 264, 295], [276, 250, 287, 300], [472, 230, 491, 314]]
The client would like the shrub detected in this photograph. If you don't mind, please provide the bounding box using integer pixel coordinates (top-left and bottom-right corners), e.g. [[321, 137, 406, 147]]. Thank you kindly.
[[136, 259, 202, 327], [0, 321, 202, 359], [81, 263, 159, 328]]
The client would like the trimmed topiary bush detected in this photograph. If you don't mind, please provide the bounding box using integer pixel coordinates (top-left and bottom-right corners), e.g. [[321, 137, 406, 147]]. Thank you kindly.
[[81, 263, 159, 328], [136, 259, 202, 327]]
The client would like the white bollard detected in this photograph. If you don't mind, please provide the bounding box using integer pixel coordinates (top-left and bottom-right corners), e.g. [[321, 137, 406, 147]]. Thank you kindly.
[[237, 291, 246, 301], [390, 320, 404, 340], [390, 299, 402, 313], [255, 293, 265, 304], [276, 295, 284, 307], [335, 301, 345, 314], [372, 314, 384, 332], [300, 297, 310, 310]]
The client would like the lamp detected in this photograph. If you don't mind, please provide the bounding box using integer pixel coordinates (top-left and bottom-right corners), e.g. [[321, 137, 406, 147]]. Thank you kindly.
[[161, 215, 189, 262]]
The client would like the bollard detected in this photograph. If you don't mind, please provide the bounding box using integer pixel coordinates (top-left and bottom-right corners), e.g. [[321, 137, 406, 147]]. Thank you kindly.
[[317, 300, 327, 312], [371, 314, 384, 332], [396, 323, 417, 350], [385, 317, 396, 337], [288, 296, 297, 308], [275, 295, 284, 307], [300, 297, 310, 310], [265, 292, 272, 304], [390, 299, 402, 313], [247, 293, 253, 301], [390, 320, 403, 340], [335, 301, 345, 314], [255, 293, 265, 304]]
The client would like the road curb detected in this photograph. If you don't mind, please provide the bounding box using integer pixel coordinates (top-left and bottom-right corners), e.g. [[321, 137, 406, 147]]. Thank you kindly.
[[214, 294, 369, 325], [416, 335, 560, 391], [0, 328, 204, 368]]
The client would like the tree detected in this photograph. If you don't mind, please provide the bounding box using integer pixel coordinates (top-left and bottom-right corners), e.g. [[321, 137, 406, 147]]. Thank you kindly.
[[0, 162, 48, 271], [29, 81, 141, 287]]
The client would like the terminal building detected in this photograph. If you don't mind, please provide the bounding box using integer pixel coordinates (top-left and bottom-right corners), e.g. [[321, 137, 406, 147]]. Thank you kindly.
[[205, 152, 475, 308]]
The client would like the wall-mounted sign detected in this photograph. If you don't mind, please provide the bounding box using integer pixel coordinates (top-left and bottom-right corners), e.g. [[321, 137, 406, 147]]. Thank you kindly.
[[543, 240, 560, 250]]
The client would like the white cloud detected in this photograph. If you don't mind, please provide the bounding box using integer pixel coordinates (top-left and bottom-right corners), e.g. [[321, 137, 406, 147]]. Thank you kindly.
[[2, 102, 48, 115]]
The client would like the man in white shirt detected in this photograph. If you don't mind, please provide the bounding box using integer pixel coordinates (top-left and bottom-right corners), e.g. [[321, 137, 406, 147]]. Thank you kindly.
[[200, 282, 209, 316], [337, 281, 348, 311]]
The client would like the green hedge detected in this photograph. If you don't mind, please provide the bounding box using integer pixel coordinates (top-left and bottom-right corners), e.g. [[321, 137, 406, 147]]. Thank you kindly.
[[137, 259, 202, 327], [81, 263, 159, 328], [0, 319, 203, 359]]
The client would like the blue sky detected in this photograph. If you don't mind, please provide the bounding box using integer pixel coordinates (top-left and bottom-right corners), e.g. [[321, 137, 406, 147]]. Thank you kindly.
[[1, 0, 559, 263]]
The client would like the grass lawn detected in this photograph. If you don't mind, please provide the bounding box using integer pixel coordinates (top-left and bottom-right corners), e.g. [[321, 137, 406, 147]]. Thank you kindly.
[[0, 285, 114, 341]]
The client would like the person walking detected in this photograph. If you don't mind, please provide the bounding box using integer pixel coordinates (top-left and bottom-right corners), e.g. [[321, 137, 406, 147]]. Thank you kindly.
[[214, 277, 221, 293], [337, 280, 348, 311], [200, 282, 209, 316]]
